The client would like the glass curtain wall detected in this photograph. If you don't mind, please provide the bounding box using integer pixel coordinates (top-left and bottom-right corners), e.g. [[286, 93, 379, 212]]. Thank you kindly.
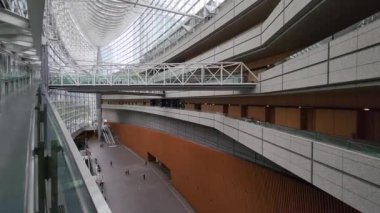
[[0, 50, 31, 98], [47, 0, 98, 134], [49, 89, 96, 134]]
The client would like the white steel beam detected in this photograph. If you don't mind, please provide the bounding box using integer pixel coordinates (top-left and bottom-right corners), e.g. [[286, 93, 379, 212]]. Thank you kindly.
[[120, 0, 204, 20], [48, 62, 258, 91], [0, 7, 29, 28]]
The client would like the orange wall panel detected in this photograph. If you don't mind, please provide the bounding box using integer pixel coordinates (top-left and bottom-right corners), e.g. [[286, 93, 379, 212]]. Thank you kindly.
[[274, 107, 301, 129], [201, 104, 224, 114], [110, 123, 357, 213], [185, 104, 195, 110], [247, 106, 266, 121], [314, 109, 357, 138], [228, 105, 241, 119], [334, 110, 358, 138]]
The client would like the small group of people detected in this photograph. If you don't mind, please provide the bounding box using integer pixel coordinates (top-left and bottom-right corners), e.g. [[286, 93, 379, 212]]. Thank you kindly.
[[99, 181, 105, 194], [93, 158, 105, 198], [122, 161, 148, 181], [124, 168, 146, 180], [94, 158, 102, 173]]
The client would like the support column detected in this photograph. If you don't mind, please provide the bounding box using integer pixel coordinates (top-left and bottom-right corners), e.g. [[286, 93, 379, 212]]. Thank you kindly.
[[96, 47, 102, 141], [97, 94, 102, 141], [30, 70, 32, 85]]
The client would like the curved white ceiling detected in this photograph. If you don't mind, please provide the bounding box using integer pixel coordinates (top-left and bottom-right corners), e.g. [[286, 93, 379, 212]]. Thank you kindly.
[[66, 0, 148, 47]]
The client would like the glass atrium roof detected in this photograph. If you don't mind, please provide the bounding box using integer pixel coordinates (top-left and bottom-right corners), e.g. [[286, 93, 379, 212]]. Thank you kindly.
[[66, 0, 147, 47], [49, 0, 225, 66]]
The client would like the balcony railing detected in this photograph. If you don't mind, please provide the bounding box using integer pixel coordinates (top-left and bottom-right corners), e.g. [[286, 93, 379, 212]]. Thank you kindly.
[[106, 103, 380, 159], [25, 86, 110, 213]]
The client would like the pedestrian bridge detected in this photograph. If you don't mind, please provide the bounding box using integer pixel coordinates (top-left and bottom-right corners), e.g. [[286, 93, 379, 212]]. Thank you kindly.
[[48, 62, 258, 92]]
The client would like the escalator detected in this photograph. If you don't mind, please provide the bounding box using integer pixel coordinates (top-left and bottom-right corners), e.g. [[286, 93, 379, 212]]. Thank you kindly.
[[102, 125, 118, 146]]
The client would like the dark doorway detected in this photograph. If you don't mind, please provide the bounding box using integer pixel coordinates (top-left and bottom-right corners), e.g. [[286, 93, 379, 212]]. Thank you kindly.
[[147, 152, 156, 162], [194, 104, 201, 111], [265, 106, 275, 123], [147, 152, 172, 180], [241, 105, 248, 118], [223, 104, 228, 114]]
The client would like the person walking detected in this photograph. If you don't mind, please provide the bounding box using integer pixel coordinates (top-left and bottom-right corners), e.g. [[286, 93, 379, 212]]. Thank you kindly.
[[142, 174, 146, 180], [110, 161, 113, 167], [125, 169, 129, 175]]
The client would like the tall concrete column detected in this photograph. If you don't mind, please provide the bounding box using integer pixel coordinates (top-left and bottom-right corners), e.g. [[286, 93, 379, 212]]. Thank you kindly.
[[97, 94, 102, 141], [96, 47, 102, 141]]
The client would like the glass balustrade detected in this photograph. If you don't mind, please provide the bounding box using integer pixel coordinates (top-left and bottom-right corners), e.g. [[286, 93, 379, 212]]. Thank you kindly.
[[26, 87, 107, 212]]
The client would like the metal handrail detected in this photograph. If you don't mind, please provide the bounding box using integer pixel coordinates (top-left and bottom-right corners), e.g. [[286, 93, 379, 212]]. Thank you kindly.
[[26, 86, 111, 213]]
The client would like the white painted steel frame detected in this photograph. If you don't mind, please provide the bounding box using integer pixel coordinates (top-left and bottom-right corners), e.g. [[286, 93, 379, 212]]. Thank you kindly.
[[49, 62, 258, 87], [0, 0, 28, 18], [48, 0, 97, 65]]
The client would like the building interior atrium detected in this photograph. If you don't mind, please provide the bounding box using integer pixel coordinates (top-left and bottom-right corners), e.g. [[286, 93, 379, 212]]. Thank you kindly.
[[1, 0, 380, 212]]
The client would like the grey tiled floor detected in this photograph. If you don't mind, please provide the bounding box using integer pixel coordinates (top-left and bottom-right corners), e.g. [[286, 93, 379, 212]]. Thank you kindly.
[[87, 138, 194, 213], [0, 84, 37, 212]]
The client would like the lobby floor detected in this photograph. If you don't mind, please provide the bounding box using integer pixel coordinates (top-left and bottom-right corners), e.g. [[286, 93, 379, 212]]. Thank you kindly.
[[87, 137, 194, 213], [0, 83, 37, 212]]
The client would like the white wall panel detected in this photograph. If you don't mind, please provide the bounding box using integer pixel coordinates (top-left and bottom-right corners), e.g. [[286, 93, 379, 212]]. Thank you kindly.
[[262, 14, 283, 42], [262, 0, 284, 30], [342, 150, 380, 186], [358, 19, 380, 49], [260, 76, 282, 92], [357, 46, 380, 80], [283, 62, 327, 90], [329, 53, 357, 83], [284, 0, 311, 23], [330, 30, 358, 58], [238, 131, 262, 154], [261, 64, 283, 80], [313, 162, 343, 199]]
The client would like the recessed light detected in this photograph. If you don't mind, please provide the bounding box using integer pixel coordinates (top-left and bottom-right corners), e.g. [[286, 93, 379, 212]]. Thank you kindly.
[[363, 108, 370, 111]]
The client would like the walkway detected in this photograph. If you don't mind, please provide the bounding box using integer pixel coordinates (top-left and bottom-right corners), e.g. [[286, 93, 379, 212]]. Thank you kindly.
[[87, 137, 194, 213], [0, 83, 37, 212]]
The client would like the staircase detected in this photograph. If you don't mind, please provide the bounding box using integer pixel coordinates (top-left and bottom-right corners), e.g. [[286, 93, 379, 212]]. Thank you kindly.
[[102, 125, 118, 146]]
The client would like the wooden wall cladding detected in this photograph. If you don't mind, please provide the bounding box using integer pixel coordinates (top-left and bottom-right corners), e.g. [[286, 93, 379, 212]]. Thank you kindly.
[[227, 105, 242, 119], [247, 106, 266, 121], [274, 107, 301, 129], [314, 109, 357, 138], [110, 123, 357, 213], [201, 104, 224, 114]]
